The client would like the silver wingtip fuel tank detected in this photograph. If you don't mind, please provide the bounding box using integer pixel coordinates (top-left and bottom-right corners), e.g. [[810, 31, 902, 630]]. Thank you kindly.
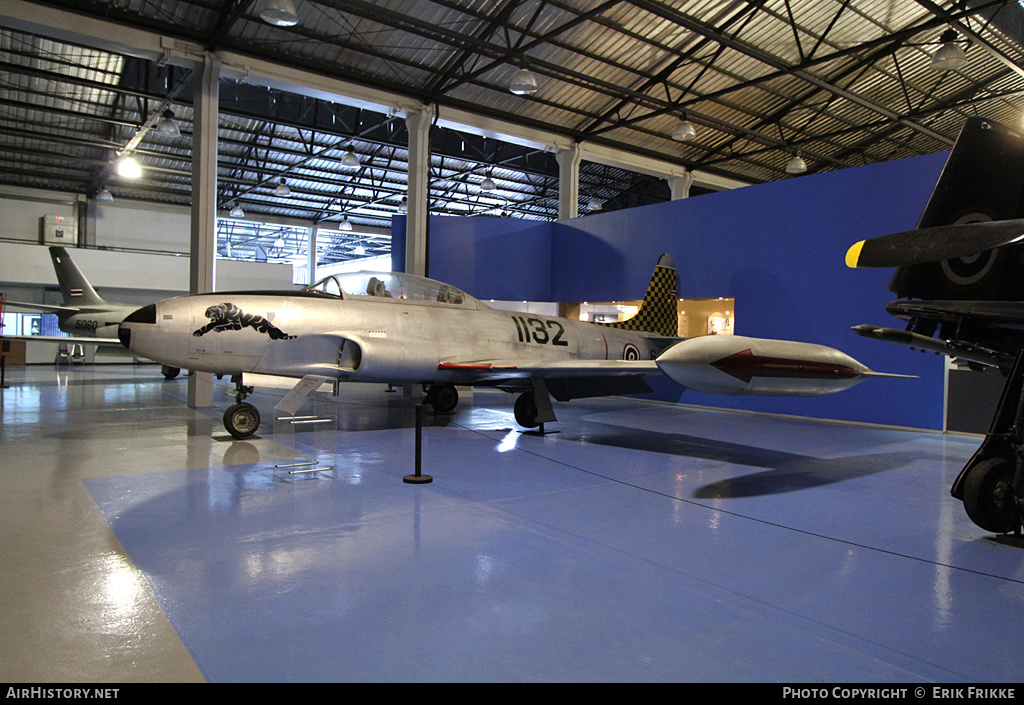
[[655, 335, 876, 396]]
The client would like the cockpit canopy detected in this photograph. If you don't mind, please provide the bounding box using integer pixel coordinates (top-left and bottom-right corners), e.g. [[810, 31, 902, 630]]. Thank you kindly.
[[302, 272, 479, 309]]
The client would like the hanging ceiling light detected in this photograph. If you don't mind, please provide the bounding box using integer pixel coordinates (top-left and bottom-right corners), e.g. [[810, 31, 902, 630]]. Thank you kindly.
[[353, 244, 366, 256], [930, 28, 968, 71], [587, 196, 603, 211], [480, 170, 497, 192], [340, 216, 353, 231], [398, 196, 408, 214], [275, 178, 291, 196], [259, 0, 298, 27], [155, 108, 180, 136], [229, 204, 245, 218], [341, 147, 361, 168], [274, 237, 285, 250], [785, 150, 807, 174], [96, 187, 113, 202], [116, 154, 142, 178], [510, 67, 539, 96], [672, 114, 697, 142]]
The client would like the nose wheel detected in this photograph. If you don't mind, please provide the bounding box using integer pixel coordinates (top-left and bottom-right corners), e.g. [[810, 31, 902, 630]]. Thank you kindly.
[[224, 401, 260, 439], [223, 376, 260, 439]]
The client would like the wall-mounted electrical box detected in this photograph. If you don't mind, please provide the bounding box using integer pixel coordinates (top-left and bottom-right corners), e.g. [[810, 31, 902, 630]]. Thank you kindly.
[[41, 215, 76, 245]]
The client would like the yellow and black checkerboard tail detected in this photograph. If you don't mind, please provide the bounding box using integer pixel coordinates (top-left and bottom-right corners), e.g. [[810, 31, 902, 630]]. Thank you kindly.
[[598, 254, 678, 337]]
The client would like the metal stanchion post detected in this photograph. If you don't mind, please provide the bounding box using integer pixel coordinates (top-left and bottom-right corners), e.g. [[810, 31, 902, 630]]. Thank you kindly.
[[403, 404, 433, 484]]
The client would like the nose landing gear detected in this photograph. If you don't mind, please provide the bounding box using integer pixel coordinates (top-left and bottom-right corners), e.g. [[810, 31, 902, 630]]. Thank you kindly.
[[223, 376, 260, 439]]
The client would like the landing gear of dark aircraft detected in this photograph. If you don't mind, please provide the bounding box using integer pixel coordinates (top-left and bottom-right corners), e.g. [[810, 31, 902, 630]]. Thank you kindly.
[[962, 459, 1018, 534], [514, 390, 541, 429], [222, 376, 259, 439], [425, 383, 459, 414], [952, 349, 1024, 537]]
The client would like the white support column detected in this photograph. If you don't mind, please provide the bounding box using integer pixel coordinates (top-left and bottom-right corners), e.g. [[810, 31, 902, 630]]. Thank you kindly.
[[307, 223, 318, 285], [555, 144, 581, 220], [405, 107, 432, 277], [668, 170, 693, 200], [187, 54, 219, 410]]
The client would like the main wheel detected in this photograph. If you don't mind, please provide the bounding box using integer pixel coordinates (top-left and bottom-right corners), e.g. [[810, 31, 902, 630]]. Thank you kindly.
[[161, 365, 180, 380], [224, 402, 261, 439], [427, 384, 459, 414], [514, 391, 540, 429], [963, 458, 1019, 534]]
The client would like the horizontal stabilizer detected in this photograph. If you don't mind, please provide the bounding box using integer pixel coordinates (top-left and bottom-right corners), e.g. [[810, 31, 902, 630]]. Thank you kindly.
[[0, 334, 121, 346], [846, 218, 1024, 269], [2, 301, 79, 315]]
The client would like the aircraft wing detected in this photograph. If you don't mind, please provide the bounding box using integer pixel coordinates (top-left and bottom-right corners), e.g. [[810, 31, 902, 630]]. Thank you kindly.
[[846, 218, 1024, 269], [437, 358, 661, 381], [885, 299, 1024, 324]]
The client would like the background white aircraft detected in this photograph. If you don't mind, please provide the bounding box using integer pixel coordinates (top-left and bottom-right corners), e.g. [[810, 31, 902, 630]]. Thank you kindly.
[[119, 254, 906, 439], [2, 246, 179, 377]]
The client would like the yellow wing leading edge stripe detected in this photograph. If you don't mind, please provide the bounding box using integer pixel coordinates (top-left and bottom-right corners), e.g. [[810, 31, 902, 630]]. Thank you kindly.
[[845, 240, 865, 268]]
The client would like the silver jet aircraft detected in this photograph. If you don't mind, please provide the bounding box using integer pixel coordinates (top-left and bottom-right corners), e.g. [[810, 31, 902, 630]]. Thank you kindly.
[[118, 254, 904, 438]]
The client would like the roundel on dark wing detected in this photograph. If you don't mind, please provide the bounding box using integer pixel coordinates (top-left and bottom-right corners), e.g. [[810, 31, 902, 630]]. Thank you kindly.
[[941, 213, 997, 286], [623, 343, 641, 360]]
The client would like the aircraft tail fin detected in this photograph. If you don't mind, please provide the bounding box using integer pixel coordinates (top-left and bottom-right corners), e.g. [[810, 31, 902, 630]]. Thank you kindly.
[[49, 246, 107, 307], [598, 253, 678, 337], [888, 117, 1024, 302]]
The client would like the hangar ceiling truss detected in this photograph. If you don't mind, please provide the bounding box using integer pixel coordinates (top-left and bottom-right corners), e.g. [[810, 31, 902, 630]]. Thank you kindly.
[[1, 0, 1023, 260]]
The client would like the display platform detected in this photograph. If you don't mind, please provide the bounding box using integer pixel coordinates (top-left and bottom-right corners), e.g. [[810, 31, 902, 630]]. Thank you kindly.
[[1, 365, 1021, 682]]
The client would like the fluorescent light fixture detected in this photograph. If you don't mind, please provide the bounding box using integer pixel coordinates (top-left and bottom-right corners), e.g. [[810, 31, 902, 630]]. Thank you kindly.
[[116, 155, 142, 178], [275, 178, 291, 197], [260, 0, 298, 26], [510, 67, 539, 96], [785, 151, 807, 174]]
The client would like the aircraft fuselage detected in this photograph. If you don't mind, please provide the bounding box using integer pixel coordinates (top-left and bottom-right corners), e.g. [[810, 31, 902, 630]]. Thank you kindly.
[[120, 291, 658, 386]]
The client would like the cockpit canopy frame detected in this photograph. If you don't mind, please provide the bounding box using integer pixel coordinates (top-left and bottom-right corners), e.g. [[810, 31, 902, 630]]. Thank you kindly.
[[302, 272, 479, 309]]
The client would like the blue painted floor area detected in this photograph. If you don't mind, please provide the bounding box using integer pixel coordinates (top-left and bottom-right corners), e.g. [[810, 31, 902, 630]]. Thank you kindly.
[[78, 382, 1024, 682]]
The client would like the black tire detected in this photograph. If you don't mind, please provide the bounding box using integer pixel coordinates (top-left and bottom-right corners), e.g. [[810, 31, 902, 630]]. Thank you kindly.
[[224, 402, 260, 439], [963, 458, 1018, 534], [514, 391, 539, 429], [161, 365, 180, 380], [427, 384, 459, 414]]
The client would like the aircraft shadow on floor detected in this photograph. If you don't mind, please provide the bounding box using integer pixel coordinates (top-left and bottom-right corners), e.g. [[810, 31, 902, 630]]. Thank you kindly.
[[549, 420, 937, 500]]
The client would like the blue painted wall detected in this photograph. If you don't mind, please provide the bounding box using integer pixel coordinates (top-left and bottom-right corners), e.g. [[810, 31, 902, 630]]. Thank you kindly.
[[392, 151, 951, 429]]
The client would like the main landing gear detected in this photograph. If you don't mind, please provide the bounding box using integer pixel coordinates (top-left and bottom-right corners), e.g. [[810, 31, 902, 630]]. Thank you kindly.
[[952, 349, 1024, 536], [424, 383, 459, 414], [223, 376, 260, 439]]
